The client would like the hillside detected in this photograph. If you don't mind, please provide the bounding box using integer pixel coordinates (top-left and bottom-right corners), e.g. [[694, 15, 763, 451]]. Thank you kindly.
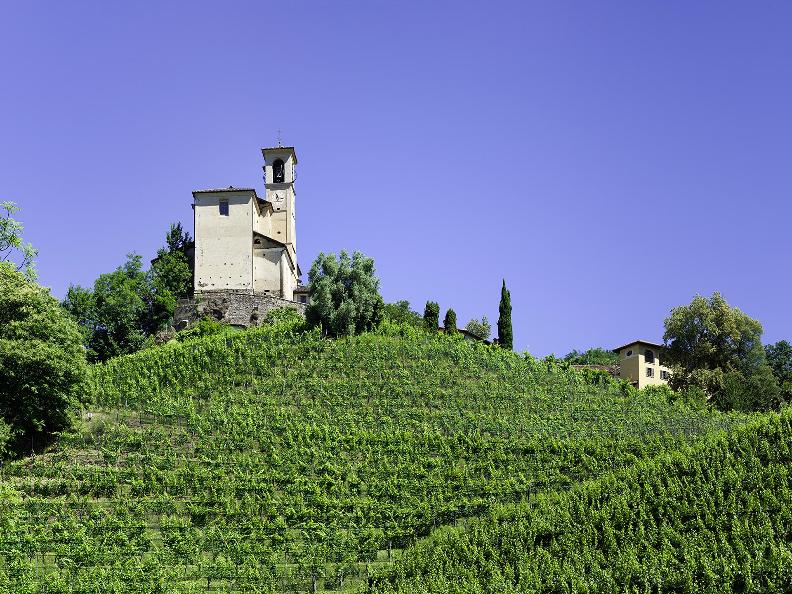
[[0, 321, 743, 592], [370, 409, 792, 593]]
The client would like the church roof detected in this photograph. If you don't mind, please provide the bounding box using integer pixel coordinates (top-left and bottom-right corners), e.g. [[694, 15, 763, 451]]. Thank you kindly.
[[261, 146, 298, 163], [192, 187, 258, 195]]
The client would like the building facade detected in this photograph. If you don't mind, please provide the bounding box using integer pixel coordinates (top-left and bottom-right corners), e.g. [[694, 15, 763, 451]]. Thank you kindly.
[[613, 340, 671, 389], [193, 146, 301, 300]]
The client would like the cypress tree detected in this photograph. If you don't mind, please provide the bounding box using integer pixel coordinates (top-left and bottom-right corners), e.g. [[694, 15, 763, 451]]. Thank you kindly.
[[443, 308, 457, 333], [423, 301, 440, 331], [497, 279, 513, 350]]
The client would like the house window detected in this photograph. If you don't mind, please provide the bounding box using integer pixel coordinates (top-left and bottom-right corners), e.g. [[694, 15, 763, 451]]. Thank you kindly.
[[644, 349, 655, 364], [219, 200, 229, 216], [660, 370, 669, 380], [626, 350, 633, 357], [299, 295, 307, 304], [646, 367, 654, 378], [273, 159, 285, 183]]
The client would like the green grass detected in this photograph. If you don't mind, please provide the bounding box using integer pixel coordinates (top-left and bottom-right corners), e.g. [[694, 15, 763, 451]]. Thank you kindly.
[[0, 321, 745, 592]]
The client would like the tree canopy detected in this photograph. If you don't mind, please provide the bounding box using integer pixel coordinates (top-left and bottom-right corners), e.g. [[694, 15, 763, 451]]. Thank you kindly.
[[382, 301, 424, 329], [443, 308, 457, 333], [0, 201, 37, 280], [564, 348, 620, 366], [663, 292, 780, 411], [497, 279, 513, 350], [63, 224, 193, 362], [465, 316, 491, 341], [305, 251, 384, 337], [423, 301, 440, 331], [0, 264, 87, 454]]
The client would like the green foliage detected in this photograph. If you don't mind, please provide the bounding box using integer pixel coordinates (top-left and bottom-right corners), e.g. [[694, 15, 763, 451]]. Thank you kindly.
[[63, 254, 154, 362], [305, 251, 384, 337], [0, 201, 37, 280], [262, 305, 305, 327], [148, 223, 193, 330], [563, 347, 620, 366], [497, 279, 512, 350], [370, 410, 792, 593], [442, 308, 457, 333], [465, 316, 491, 341], [63, 224, 194, 362], [173, 316, 232, 343], [0, 324, 741, 591], [0, 265, 87, 454], [382, 301, 424, 329], [423, 301, 439, 331], [765, 340, 792, 401], [664, 292, 780, 411]]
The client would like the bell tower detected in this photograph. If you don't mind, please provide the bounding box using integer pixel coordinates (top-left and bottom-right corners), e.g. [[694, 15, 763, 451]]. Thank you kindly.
[[262, 146, 298, 256]]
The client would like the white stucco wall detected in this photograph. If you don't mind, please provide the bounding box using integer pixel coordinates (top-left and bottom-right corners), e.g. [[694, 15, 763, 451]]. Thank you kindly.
[[253, 202, 273, 237], [194, 192, 254, 292], [253, 247, 283, 294]]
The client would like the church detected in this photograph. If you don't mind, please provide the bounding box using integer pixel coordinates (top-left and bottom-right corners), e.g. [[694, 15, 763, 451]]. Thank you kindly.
[[174, 146, 308, 329], [193, 145, 302, 299]]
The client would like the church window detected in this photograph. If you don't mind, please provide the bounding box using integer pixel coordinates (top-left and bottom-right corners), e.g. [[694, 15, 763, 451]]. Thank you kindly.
[[219, 200, 229, 216], [273, 159, 285, 183]]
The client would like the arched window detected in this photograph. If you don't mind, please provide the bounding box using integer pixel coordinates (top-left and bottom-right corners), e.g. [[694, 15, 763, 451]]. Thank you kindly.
[[273, 159, 285, 183], [644, 349, 655, 364]]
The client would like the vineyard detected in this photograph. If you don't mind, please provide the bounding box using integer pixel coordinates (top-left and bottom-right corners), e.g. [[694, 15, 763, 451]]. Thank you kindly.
[[370, 409, 792, 593], [0, 320, 746, 592]]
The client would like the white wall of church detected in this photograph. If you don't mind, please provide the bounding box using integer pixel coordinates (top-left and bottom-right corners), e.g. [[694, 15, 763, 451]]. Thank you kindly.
[[253, 204, 273, 237], [194, 193, 254, 292], [253, 248, 283, 294]]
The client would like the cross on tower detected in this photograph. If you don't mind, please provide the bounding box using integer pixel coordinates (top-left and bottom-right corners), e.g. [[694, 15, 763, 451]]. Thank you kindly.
[[276, 129, 283, 147]]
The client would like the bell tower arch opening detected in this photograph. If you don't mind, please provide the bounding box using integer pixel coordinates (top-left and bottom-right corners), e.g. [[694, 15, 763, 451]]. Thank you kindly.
[[273, 159, 285, 183]]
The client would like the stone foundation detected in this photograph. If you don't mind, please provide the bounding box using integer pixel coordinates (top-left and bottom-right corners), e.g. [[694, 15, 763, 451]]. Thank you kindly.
[[174, 291, 306, 329]]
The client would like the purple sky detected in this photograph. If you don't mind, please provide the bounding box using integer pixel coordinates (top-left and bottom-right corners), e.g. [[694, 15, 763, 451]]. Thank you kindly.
[[2, 2, 791, 355]]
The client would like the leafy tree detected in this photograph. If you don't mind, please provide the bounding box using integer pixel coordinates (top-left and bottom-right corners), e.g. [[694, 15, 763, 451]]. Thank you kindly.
[[465, 316, 491, 341], [765, 340, 792, 400], [663, 292, 780, 411], [443, 308, 457, 333], [149, 224, 193, 330], [63, 254, 154, 362], [0, 265, 87, 453], [63, 224, 194, 361], [382, 301, 424, 328], [423, 301, 439, 331], [305, 251, 384, 337], [497, 279, 513, 350], [564, 348, 620, 366], [0, 201, 37, 280]]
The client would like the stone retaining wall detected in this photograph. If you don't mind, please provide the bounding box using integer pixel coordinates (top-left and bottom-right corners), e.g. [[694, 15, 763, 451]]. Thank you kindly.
[[174, 291, 306, 329]]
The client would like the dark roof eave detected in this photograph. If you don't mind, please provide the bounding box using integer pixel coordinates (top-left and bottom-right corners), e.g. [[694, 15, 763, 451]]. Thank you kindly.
[[612, 339, 665, 354]]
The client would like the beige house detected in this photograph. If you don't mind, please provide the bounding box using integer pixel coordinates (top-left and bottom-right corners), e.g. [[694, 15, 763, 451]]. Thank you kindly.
[[193, 146, 301, 300], [613, 340, 671, 389]]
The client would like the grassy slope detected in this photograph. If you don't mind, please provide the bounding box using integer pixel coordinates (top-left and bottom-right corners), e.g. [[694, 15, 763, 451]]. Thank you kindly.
[[0, 322, 743, 592], [371, 410, 792, 593]]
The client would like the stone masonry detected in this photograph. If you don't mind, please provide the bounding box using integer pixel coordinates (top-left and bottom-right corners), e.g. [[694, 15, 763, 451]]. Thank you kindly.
[[174, 291, 306, 329]]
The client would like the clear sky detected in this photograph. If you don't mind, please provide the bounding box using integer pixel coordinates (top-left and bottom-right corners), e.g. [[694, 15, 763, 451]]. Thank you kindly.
[[2, 1, 790, 355]]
